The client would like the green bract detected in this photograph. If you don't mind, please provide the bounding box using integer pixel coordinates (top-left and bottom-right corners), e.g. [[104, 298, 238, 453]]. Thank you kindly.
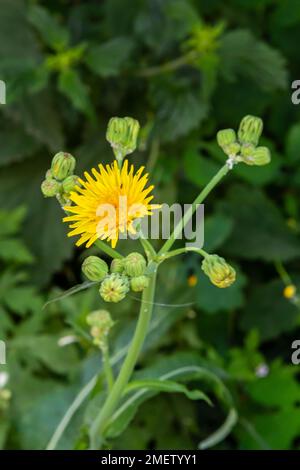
[[82, 256, 108, 282]]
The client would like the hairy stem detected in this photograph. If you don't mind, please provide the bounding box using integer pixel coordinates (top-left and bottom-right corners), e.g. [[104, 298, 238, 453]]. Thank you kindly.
[[89, 263, 158, 449]]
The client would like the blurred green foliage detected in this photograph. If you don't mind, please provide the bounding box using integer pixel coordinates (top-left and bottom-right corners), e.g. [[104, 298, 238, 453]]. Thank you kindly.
[[1, 0, 300, 450]]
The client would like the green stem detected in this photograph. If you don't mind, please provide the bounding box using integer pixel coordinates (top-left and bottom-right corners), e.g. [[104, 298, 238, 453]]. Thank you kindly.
[[102, 345, 114, 392], [89, 263, 158, 449], [137, 51, 198, 78], [158, 164, 230, 256], [157, 246, 209, 264], [274, 260, 292, 286], [94, 240, 123, 259], [139, 235, 157, 261]]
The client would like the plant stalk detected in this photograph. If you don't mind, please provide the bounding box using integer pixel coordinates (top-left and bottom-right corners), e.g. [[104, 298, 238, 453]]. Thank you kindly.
[[89, 263, 158, 449], [158, 164, 230, 256]]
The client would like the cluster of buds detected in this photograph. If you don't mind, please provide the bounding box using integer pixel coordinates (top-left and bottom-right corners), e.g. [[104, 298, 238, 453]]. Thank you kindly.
[[106, 117, 140, 165], [86, 310, 114, 351], [201, 254, 236, 288], [82, 252, 149, 303], [217, 115, 271, 167], [41, 152, 79, 206]]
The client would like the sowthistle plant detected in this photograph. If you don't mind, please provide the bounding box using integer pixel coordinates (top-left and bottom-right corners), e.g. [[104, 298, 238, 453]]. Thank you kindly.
[[41, 114, 270, 449]]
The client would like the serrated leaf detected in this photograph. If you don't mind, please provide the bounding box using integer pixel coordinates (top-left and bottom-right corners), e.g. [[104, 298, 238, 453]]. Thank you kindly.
[[150, 78, 207, 142], [28, 5, 70, 51], [85, 37, 134, 77], [220, 30, 288, 91]]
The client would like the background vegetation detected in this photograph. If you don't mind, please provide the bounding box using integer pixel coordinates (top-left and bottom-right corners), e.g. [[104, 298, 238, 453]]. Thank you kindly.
[[1, 0, 300, 450]]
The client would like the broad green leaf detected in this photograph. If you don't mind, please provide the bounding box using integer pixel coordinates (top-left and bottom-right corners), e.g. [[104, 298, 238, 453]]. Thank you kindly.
[[240, 280, 300, 341], [0, 239, 34, 264], [58, 69, 94, 118], [219, 185, 300, 262], [204, 213, 233, 252], [183, 144, 220, 188], [195, 265, 247, 314], [0, 119, 41, 167], [84, 37, 134, 77], [150, 77, 207, 142], [28, 5, 70, 51], [220, 30, 288, 91]]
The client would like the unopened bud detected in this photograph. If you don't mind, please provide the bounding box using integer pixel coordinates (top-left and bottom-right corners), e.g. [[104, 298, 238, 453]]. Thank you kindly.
[[130, 275, 149, 292], [62, 175, 79, 195], [238, 115, 263, 146], [87, 309, 114, 348], [110, 258, 125, 274], [41, 178, 61, 197], [51, 152, 76, 180], [217, 129, 236, 149], [124, 252, 146, 277], [82, 256, 108, 282], [99, 273, 129, 303], [106, 117, 140, 160], [201, 254, 236, 288]]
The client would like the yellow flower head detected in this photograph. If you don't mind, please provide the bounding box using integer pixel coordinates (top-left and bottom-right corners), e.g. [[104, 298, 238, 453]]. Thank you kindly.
[[63, 160, 159, 248]]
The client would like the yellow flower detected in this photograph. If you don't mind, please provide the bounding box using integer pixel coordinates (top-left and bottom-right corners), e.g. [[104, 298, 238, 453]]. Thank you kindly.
[[283, 284, 296, 299], [63, 160, 159, 248]]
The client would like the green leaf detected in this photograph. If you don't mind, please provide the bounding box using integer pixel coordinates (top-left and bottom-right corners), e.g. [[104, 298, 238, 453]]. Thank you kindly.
[[150, 77, 207, 142], [5, 90, 64, 151], [84, 37, 134, 77], [220, 30, 288, 91], [125, 379, 212, 404], [183, 144, 220, 188], [240, 280, 300, 341], [0, 119, 41, 167], [195, 265, 247, 314], [103, 352, 236, 444], [0, 239, 34, 264], [204, 213, 234, 252], [0, 206, 27, 237], [285, 122, 300, 165], [219, 185, 300, 262], [28, 5, 70, 51], [58, 69, 93, 117], [0, 158, 73, 285]]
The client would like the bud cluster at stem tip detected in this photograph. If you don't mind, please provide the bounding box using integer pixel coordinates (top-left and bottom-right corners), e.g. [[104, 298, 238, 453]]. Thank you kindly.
[[217, 115, 271, 167], [41, 151, 79, 205], [81, 252, 149, 303]]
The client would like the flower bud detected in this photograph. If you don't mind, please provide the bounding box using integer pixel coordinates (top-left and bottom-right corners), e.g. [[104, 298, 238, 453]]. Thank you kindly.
[[45, 169, 53, 180], [252, 146, 271, 166], [106, 117, 140, 159], [130, 275, 149, 292], [124, 252, 146, 277], [217, 129, 236, 149], [110, 258, 125, 274], [238, 115, 263, 146], [86, 309, 114, 348], [82, 256, 108, 282], [201, 254, 236, 288], [225, 142, 240, 156], [41, 178, 61, 197], [99, 273, 129, 303], [62, 175, 79, 195], [51, 152, 76, 180]]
